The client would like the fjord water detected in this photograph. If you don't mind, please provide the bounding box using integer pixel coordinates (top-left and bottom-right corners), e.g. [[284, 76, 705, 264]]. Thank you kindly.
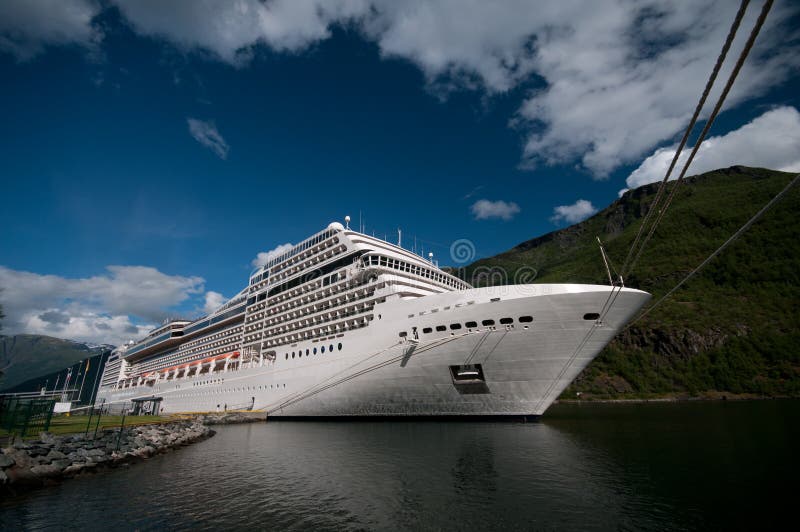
[[2, 401, 796, 531]]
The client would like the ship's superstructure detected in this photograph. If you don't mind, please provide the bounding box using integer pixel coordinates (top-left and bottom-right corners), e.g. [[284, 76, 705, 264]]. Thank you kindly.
[[97, 221, 650, 417]]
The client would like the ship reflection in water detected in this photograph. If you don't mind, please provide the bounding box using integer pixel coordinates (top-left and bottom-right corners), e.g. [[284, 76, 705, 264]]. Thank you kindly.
[[1, 400, 797, 530]]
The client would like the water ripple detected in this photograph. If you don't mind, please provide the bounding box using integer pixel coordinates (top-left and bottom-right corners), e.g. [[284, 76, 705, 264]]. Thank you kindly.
[[2, 401, 797, 531]]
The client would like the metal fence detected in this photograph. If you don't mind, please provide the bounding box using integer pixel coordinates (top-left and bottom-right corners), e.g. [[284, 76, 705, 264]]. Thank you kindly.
[[0, 395, 56, 439]]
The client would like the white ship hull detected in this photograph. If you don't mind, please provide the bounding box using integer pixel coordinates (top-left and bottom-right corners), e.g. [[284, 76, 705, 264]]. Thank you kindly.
[[97, 284, 649, 417]]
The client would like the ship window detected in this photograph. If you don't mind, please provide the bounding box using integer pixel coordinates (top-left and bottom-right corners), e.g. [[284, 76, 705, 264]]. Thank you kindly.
[[519, 316, 533, 323], [465, 321, 477, 328], [450, 323, 462, 330], [584, 313, 600, 320], [422, 327, 432, 334], [481, 319, 495, 326], [435, 325, 446, 332], [500, 317, 513, 324], [321, 345, 326, 353], [338, 343, 342, 351]]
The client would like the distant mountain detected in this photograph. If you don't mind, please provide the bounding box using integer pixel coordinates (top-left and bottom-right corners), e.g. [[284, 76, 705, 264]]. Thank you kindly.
[[0, 334, 113, 391], [466, 166, 800, 398]]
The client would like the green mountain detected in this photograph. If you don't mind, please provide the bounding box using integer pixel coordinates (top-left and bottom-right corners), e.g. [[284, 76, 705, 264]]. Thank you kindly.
[[465, 166, 800, 399], [0, 334, 112, 391]]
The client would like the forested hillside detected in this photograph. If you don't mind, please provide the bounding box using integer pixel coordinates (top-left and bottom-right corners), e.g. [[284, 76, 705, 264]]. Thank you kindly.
[[466, 166, 800, 398]]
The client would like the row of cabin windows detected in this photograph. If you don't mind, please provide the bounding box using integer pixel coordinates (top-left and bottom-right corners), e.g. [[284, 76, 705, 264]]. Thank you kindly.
[[251, 229, 338, 283], [365, 255, 468, 290], [398, 316, 533, 338], [285, 342, 343, 360]]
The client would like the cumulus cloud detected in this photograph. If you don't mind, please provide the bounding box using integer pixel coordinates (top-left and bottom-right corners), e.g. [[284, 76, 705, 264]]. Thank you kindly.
[[0, 0, 101, 61], [252, 243, 294, 268], [187, 118, 229, 159], [3, 1, 798, 177], [203, 291, 227, 315], [0, 265, 205, 345], [114, 0, 368, 63], [625, 106, 800, 192], [471, 199, 520, 221], [106, 0, 800, 178], [550, 199, 598, 225]]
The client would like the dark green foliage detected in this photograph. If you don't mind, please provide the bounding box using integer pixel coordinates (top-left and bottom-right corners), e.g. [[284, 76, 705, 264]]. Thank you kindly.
[[466, 166, 800, 398]]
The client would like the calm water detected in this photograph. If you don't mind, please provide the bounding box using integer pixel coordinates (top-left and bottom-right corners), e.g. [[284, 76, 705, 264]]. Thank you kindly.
[[1, 400, 797, 531]]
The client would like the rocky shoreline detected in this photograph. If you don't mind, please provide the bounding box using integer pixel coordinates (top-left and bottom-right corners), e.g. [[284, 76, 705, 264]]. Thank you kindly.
[[0, 420, 215, 494]]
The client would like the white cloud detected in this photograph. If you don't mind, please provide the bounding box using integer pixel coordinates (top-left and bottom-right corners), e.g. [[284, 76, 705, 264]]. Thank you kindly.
[[113, 0, 369, 63], [187, 118, 229, 159], [0, 0, 101, 61], [625, 106, 800, 191], [3, 1, 798, 177], [0, 265, 205, 345], [252, 243, 294, 268], [550, 199, 598, 225], [109, 0, 799, 179], [203, 291, 227, 314], [471, 199, 520, 221]]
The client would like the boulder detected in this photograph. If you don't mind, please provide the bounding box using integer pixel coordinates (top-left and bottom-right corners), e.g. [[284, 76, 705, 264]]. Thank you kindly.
[[0, 453, 15, 468], [4, 465, 39, 485], [46, 450, 66, 461], [29, 464, 62, 479], [51, 459, 72, 470], [29, 446, 50, 457]]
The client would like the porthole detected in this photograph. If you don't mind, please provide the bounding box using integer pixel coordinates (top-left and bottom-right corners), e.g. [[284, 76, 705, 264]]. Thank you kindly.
[[329, 344, 334, 352], [519, 316, 533, 323], [306, 349, 310, 356], [481, 319, 495, 326], [321, 345, 326, 353], [285, 353, 288, 360], [465, 321, 477, 328], [436, 325, 447, 332], [314, 347, 317, 354], [584, 313, 600, 320], [450, 323, 462, 330], [337, 343, 342, 351], [292, 352, 296, 358], [423, 327, 432, 334], [500, 318, 513, 324]]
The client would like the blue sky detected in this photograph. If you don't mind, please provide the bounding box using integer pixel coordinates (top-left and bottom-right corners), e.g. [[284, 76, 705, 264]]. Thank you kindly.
[[1, 0, 799, 344]]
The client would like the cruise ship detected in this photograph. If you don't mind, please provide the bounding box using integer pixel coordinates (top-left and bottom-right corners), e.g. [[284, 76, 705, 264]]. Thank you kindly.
[[96, 220, 650, 418]]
